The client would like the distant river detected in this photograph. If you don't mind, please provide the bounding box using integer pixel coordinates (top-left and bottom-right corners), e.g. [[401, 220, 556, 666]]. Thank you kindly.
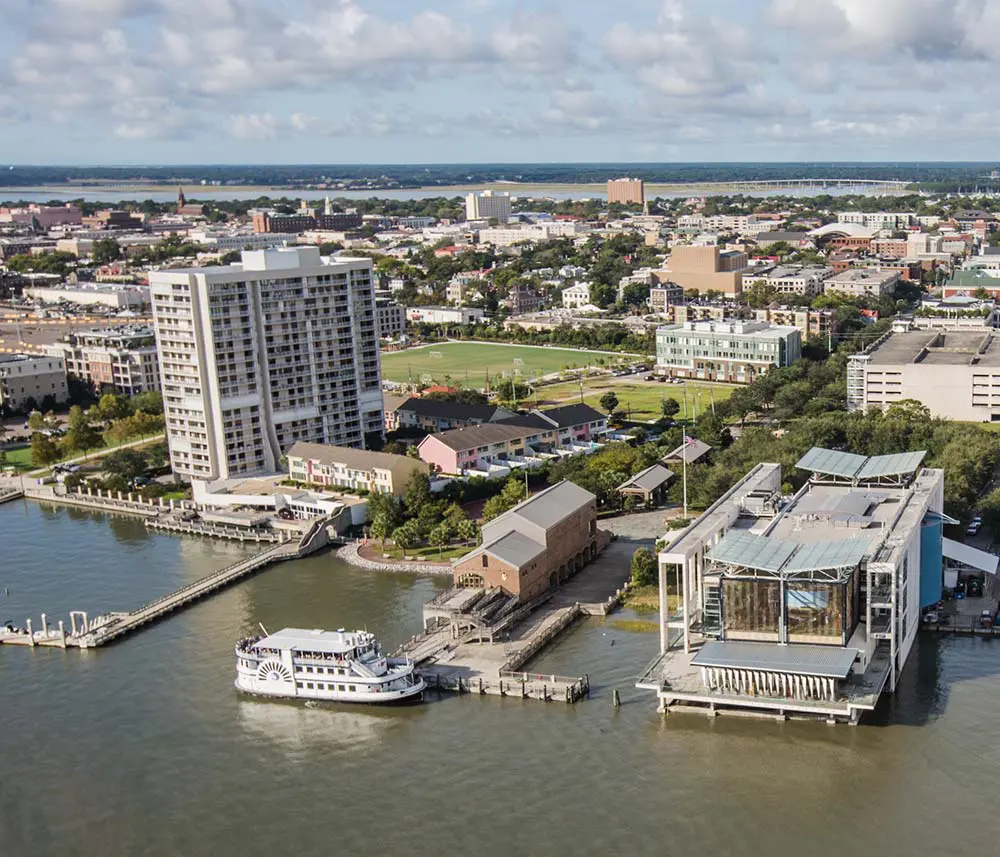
[[2, 499, 999, 857], [0, 185, 890, 204]]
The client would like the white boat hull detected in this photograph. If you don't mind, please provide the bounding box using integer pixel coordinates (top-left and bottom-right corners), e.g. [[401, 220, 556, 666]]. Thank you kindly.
[[234, 673, 425, 705]]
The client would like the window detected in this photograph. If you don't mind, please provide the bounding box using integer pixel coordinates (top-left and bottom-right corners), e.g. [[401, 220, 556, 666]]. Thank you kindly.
[[482, 555, 488, 568]]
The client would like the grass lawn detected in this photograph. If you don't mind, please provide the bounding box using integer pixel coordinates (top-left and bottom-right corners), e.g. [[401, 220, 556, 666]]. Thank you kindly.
[[376, 543, 472, 562], [2, 445, 33, 472], [535, 377, 736, 422], [379, 342, 642, 387]]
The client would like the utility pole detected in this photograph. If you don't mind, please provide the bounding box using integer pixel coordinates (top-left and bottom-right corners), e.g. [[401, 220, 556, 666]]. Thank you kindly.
[[709, 386, 716, 417]]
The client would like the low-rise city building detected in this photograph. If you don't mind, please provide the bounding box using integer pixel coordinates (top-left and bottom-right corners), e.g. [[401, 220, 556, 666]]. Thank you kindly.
[[451, 480, 607, 601], [22, 283, 150, 310], [824, 268, 899, 298], [655, 320, 802, 383], [847, 329, 1000, 421], [417, 404, 607, 475], [388, 398, 516, 433], [286, 441, 429, 497], [636, 447, 949, 724], [561, 282, 592, 309], [405, 306, 485, 325], [648, 283, 685, 313], [0, 353, 68, 412], [374, 297, 406, 339], [44, 326, 160, 395], [663, 245, 747, 297], [746, 264, 833, 297]]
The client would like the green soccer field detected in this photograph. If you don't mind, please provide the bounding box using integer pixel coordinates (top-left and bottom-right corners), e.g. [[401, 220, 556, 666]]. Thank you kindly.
[[379, 342, 643, 387]]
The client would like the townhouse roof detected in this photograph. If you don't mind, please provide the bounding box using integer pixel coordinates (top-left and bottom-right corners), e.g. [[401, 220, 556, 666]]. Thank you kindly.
[[286, 442, 425, 472], [422, 422, 539, 452], [534, 403, 605, 429], [396, 397, 509, 423], [617, 463, 675, 493]]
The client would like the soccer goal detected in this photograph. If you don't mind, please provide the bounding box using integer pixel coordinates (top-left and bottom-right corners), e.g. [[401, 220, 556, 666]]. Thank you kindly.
[[429, 351, 443, 360]]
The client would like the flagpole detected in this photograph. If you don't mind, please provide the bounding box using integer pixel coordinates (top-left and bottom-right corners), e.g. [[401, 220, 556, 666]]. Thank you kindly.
[[682, 432, 688, 518]]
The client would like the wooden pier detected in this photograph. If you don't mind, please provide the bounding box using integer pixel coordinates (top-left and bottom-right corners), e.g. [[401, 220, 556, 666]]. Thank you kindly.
[[423, 669, 590, 703], [0, 515, 336, 650]]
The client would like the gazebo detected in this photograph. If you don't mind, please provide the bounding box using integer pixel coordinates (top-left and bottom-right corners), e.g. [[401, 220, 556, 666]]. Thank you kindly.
[[617, 463, 675, 507]]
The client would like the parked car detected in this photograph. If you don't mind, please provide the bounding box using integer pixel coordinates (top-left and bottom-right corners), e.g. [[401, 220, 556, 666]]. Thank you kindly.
[[966, 524, 980, 536], [968, 579, 984, 598], [979, 610, 993, 629], [923, 611, 939, 624]]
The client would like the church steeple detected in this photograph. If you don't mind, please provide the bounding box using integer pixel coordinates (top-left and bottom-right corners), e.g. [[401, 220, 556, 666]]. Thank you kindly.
[[177, 186, 186, 209]]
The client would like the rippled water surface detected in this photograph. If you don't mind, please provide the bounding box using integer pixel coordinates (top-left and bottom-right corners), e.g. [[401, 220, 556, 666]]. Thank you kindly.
[[3, 500, 1000, 857]]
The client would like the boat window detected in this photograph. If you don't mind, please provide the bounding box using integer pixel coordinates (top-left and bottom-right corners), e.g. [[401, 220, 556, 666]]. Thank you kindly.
[[338, 684, 345, 691], [348, 685, 356, 692]]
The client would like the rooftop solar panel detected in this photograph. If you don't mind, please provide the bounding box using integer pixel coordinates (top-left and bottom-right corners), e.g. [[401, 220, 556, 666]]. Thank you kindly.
[[783, 539, 869, 573], [796, 447, 868, 478], [707, 531, 798, 573], [856, 451, 926, 480]]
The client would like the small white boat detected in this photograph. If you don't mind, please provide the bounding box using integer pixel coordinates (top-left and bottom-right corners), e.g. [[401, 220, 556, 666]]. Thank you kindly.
[[235, 627, 425, 705]]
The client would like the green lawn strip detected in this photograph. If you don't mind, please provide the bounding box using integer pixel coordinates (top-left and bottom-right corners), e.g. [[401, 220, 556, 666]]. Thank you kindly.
[[380, 341, 643, 386]]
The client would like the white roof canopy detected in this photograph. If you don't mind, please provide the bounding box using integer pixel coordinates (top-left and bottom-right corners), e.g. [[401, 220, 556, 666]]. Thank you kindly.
[[942, 538, 999, 575]]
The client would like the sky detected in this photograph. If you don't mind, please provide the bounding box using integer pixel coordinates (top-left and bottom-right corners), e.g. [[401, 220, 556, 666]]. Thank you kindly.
[[1, 0, 1000, 165]]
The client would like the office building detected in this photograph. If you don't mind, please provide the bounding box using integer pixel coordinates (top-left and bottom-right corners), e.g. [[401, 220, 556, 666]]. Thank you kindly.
[[451, 480, 607, 602], [824, 268, 899, 298], [0, 353, 68, 412], [664, 246, 747, 297], [44, 326, 160, 395], [847, 330, 1000, 421], [149, 247, 383, 482], [636, 447, 958, 724], [748, 265, 834, 297], [286, 442, 429, 498], [251, 207, 362, 234], [655, 320, 801, 383], [607, 177, 645, 206], [836, 211, 915, 230], [465, 190, 512, 224]]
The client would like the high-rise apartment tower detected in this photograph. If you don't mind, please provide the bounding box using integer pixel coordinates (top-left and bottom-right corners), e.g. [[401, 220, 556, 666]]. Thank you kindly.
[[149, 247, 383, 481]]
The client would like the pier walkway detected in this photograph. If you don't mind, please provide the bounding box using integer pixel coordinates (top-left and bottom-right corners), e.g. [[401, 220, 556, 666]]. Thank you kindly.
[[0, 486, 23, 505], [1, 515, 336, 650]]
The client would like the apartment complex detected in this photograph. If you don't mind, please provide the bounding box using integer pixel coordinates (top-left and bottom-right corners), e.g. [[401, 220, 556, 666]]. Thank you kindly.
[[251, 208, 362, 234], [637, 448, 948, 724], [607, 177, 645, 206], [417, 404, 607, 475], [0, 353, 68, 412], [452, 480, 605, 602], [374, 297, 406, 339], [664, 246, 747, 297], [836, 211, 914, 230], [286, 441, 429, 497], [465, 190, 512, 224], [45, 326, 160, 395], [655, 320, 802, 383], [149, 247, 383, 481], [847, 330, 1000, 421]]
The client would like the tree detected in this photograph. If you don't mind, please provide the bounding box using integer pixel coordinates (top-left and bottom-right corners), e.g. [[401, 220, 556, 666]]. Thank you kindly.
[[630, 547, 657, 588], [27, 410, 45, 431], [97, 392, 131, 422], [92, 237, 123, 265], [660, 398, 680, 419], [428, 522, 452, 557], [63, 406, 101, 455], [101, 449, 148, 482], [403, 470, 432, 517], [457, 519, 480, 544], [130, 391, 164, 415], [369, 512, 392, 549], [599, 392, 620, 414], [30, 434, 60, 467], [391, 521, 420, 558]]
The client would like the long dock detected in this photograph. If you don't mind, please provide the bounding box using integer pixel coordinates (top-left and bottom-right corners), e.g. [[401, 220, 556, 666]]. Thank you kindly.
[[0, 486, 23, 505], [0, 515, 335, 650]]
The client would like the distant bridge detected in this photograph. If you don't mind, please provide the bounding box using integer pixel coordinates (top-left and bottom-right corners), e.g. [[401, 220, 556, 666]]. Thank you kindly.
[[658, 178, 913, 194]]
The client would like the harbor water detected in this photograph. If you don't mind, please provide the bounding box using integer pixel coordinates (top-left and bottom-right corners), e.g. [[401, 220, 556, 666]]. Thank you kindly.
[[3, 500, 1000, 857]]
